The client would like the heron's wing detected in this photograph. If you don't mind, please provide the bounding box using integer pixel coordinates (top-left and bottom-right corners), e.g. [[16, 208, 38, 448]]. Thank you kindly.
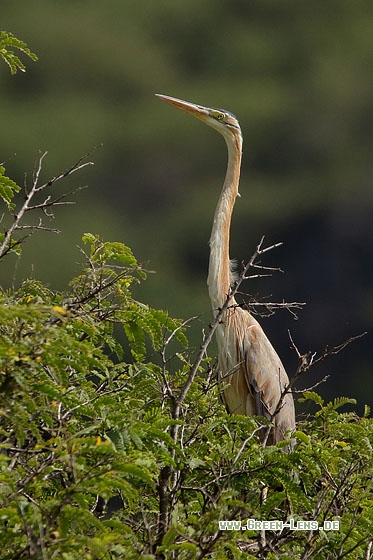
[[242, 323, 295, 442]]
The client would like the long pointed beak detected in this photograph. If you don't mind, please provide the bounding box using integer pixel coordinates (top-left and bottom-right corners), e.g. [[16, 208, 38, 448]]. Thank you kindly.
[[156, 94, 209, 121]]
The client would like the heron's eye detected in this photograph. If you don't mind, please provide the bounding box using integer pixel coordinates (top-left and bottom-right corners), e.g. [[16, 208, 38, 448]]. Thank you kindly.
[[210, 109, 225, 121]]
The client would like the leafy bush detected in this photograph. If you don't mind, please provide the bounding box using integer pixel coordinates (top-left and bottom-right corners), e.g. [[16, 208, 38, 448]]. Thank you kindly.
[[0, 199, 372, 558]]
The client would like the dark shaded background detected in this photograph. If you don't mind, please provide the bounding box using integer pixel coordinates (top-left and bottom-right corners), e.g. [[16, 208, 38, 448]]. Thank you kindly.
[[1, 1, 372, 411]]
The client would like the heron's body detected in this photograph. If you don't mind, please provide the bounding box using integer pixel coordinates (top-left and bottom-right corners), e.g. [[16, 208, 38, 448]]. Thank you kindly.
[[215, 308, 294, 444], [157, 94, 295, 445]]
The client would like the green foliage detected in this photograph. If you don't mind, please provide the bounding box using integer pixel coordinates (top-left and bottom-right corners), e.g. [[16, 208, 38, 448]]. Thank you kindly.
[[0, 165, 21, 211], [0, 227, 372, 558], [0, 31, 37, 74], [0, 233, 188, 559], [0, 164, 23, 257]]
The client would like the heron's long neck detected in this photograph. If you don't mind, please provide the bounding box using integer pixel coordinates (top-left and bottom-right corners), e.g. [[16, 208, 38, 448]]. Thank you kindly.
[[208, 135, 242, 311]]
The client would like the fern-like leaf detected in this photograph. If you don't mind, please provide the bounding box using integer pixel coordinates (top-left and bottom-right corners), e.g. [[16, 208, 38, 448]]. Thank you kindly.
[[0, 31, 38, 74], [0, 165, 21, 210]]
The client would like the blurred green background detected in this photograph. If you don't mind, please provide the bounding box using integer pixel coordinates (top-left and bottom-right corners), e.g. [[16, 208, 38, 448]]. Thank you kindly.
[[1, 0, 372, 409]]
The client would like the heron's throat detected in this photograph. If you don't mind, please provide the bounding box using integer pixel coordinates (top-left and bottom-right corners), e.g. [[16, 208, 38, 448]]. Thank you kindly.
[[207, 136, 242, 311]]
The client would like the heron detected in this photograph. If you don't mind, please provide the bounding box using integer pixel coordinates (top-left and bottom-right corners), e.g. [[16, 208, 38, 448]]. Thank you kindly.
[[156, 94, 295, 446]]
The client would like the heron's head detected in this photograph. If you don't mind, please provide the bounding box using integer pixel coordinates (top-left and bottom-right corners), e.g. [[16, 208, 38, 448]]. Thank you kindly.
[[156, 94, 242, 148]]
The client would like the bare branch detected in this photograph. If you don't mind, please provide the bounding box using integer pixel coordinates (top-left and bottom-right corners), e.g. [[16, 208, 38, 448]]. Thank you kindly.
[[32, 150, 47, 189], [258, 238, 283, 254], [28, 185, 88, 214], [234, 298, 305, 319], [289, 330, 367, 379], [312, 332, 367, 366], [15, 224, 60, 234], [292, 375, 330, 394], [0, 152, 94, 259]]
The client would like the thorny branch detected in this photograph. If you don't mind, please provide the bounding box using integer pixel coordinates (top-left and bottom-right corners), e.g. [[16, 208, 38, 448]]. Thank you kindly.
[[0, 150, 94, 259]]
